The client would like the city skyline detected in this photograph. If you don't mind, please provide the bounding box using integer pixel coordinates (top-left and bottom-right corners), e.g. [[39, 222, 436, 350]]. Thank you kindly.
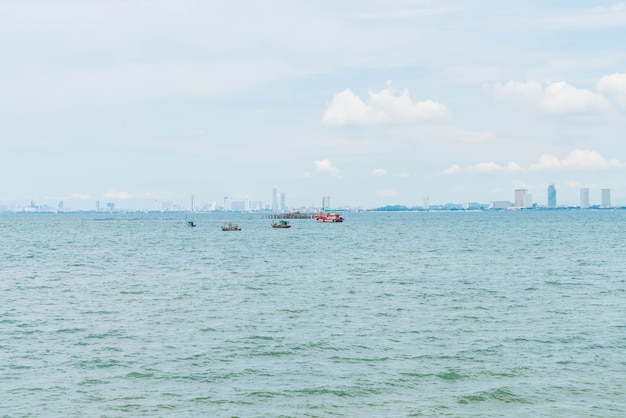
[[2, 2, 626, 209], [1, 184, 620, 212]]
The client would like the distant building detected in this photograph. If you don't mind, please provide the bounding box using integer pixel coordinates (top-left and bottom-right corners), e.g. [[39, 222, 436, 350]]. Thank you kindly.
[[280, 192, 286, 212], [514, 189, 528, 208], [272, 187, 278, 212], [547, 184, 556, 208], [601, 188, 611, 208], [231, 200, 246, 212], [249, 201, 263, 211], [423, 197, 430, 210], [489, 201, 513, 209], [524, 193, 533, 208], [322, 196, 331, 210], [580, 188, 590, 209]]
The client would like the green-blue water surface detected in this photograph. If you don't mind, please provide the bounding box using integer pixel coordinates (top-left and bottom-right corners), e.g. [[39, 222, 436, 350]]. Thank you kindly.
[[1, 211, 625, 416]]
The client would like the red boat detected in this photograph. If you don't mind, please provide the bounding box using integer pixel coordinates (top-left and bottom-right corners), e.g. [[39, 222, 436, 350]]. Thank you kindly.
[[313, 212, 344, 223]]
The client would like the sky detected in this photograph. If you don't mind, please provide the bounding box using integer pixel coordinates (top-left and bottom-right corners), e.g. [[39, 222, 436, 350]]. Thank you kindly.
[[2, 0, 626, 210]]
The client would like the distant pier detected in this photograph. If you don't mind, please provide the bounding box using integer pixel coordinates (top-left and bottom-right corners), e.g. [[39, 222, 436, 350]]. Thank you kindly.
[[263, 212, 314, 219]]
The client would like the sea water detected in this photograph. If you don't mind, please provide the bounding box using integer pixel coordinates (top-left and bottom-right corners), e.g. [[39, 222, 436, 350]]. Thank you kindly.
[[1, 211, 625, 417]]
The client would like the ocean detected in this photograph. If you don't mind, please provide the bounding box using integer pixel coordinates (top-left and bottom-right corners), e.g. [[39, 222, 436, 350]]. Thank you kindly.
[[1, 211, 625, 417]]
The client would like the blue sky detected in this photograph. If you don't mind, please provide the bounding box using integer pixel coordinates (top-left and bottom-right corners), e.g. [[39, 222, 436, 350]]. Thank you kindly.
[[2, 0, 626, 209]]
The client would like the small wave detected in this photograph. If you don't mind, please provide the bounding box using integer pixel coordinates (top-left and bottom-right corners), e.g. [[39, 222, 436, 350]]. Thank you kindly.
[[126, 371, 155, 379], [459, 387, 531, 404], [437, 370, 464, 381], [55, 327, 86, 333]]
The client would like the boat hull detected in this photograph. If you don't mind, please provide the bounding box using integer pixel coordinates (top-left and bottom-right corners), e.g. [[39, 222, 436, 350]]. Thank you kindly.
[[313, 212, 344, 222]]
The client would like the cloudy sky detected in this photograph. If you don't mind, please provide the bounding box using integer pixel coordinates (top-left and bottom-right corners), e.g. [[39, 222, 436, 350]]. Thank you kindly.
[[2, 0, 626, 209]]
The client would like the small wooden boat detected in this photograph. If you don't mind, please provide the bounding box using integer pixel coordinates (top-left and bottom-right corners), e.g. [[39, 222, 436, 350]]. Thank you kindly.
[[186, 221, 197, 227], [272, 220, 291, 228], [221, 222, 241, 231]]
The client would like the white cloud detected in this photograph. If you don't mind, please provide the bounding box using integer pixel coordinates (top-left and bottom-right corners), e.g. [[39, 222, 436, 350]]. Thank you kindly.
[[468, 161, 523, 174], [396, 173, 411, 178], [443, 164, 463, 175], [65, 193, 92, 201], [445, 150, 625, 176], [322, 81, 450, 125], [494, 80, 612, 114], [103, 188, 159, 200], [531, 149, 625, 170], [104, 189, 133, 200], [314, 159, 342, 177], [321, 88, 383, 125], [597, 72, 626, 109], [531, 154, 562, 170], [443, 162, 522, 175], [372, 168, 387, 176]]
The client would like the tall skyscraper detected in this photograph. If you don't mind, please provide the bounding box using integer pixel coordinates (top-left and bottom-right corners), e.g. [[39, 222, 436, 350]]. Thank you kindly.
[[601, 188, 611, 208], [272, 187, 278, 212], [280, 193, 286, 212], [524, 193, 533, 208], [322, 196, 331, 210], [547, 184, 556, 208], [580, 188, 589, 209], [514, 189, 528, 208]]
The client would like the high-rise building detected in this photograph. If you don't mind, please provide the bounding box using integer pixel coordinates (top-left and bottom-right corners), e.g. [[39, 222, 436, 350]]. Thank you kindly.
[[231, 200, 246, 212], [272, 187, 278, 212], [524, 193, 533, 208], [322, 196, 331, 210], [280, 193, 286, 212], [514, 189, 528, 208], [547, 184, 556, 208], [580, 188, 590, 209], [601, 188, 611, 208]]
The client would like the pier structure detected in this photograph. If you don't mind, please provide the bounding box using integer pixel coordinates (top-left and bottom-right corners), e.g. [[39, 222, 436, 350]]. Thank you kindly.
[[263, 212, 314, 219]]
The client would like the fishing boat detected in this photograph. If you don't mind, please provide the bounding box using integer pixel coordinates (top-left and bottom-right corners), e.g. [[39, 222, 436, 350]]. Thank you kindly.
[[272, 220, 291, 228], [186, 221, 197, 227], [313, 211, 344, 223], [221, 222, 241, 231]]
